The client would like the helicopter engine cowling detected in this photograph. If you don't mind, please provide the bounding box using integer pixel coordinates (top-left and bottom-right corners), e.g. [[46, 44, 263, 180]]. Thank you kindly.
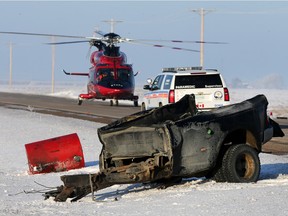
[[90, 51, 127, 66], [90, 51, 102, 65]]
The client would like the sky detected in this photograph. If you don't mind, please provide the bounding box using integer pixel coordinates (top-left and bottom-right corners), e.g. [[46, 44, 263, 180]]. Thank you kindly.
[[0, 1, 288, 89]]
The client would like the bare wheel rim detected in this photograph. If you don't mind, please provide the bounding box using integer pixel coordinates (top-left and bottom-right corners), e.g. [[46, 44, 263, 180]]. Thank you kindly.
[[235, 153, 255, 179]]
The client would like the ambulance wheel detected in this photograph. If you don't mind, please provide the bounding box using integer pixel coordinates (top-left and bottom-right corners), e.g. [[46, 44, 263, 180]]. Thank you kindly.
[[141, 103, 146, 111]]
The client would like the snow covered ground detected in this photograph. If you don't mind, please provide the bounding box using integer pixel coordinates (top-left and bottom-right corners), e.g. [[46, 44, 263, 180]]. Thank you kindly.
[[0, 83, 288, 215]]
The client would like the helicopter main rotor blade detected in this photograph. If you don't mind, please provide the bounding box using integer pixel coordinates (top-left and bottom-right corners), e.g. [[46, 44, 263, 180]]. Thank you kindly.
[[0, 30, 225, 51], [125, 40, 199, 52], [94, 30, 106, 37], [0, 31, 106, 46], [124, 38, 227, 44], [46, 40, 90, 45], [0, 31, 87, 39]]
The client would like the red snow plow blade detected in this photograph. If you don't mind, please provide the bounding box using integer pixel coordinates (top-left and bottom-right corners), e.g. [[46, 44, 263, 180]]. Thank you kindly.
[[25, 133, 85, 174]]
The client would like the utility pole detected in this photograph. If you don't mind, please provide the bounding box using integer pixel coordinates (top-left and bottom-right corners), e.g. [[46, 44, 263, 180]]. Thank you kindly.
[[102, 18, 123, 33], [51, 36, 55, 93], [9, 42, 13, 86], [191, 8, 214, 67]]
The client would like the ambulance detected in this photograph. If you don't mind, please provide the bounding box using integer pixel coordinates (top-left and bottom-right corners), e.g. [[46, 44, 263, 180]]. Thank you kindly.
[[142, 66, 230, 111]]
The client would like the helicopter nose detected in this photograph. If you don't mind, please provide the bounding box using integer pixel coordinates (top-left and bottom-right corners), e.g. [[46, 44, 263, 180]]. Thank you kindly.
[[111, 83, 123, 88]]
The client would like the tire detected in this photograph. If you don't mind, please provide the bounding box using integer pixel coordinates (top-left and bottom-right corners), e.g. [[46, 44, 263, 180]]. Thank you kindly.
[[222, 144, 260, 183], [134, 100, 138, 107], [205, 147, 227, 182], [206, 161, 226, 182], [77, 99, 83, 106], [141, 103, 146, 111]]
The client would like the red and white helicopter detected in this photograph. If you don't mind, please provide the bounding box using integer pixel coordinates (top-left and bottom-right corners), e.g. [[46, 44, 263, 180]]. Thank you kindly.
[[54, 30, 200, 106]]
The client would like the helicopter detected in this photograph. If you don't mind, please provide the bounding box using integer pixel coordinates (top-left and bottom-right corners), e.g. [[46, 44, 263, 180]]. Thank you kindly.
[[62, 30, 208, 106], [0, 28, 222, 106], [62, 32, 141, 106]]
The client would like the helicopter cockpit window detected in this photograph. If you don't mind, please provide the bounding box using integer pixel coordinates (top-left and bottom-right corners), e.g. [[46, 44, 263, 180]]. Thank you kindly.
[[118, 69, 132, 80], [97, 69, 114, 81]]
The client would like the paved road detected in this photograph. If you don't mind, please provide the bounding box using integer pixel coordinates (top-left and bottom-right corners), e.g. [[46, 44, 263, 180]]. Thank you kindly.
[[0, 92, 141, 123], [0, 92, 287, 154]]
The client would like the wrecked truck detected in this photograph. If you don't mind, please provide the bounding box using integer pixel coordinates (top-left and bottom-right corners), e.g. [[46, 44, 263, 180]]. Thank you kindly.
[[45, 94, 284, 202]]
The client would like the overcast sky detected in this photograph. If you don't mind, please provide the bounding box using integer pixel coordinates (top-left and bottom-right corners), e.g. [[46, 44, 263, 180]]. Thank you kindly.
[[0, 1, 287, 88]]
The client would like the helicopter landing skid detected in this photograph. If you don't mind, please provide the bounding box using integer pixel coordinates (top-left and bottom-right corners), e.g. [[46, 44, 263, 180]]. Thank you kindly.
[[78, 98, 83, 105], [110, 99, 119, 106], [78, 94, 138, 107]]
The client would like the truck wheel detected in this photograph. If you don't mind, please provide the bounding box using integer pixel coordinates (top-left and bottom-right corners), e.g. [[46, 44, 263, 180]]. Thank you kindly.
[[222, 144, 260, 183], [206, 162, 226, 182], [205, 149, 227, 182]]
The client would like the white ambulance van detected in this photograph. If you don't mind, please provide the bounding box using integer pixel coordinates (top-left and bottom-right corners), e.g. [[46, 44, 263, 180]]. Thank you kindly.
[[142, 67, 230, 111]]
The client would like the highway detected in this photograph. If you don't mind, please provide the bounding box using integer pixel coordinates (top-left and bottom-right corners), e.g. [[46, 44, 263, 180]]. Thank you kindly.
[[0, 92, 141, 124]]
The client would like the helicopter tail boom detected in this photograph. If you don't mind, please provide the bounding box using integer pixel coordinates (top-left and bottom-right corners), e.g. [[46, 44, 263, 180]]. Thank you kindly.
[[63, 69, 89, 76]]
